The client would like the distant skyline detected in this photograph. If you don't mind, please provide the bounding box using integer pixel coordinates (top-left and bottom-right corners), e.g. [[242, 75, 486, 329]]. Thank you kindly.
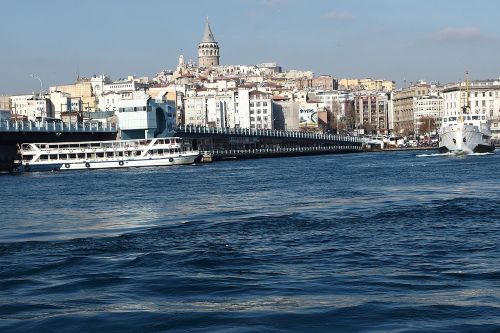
[[1, 0, 500, 95]]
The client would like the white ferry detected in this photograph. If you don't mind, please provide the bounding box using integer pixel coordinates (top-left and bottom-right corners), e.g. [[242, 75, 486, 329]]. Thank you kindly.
[[17, 137, 201, 172], [438, 114, 494, 154], [438, 72, 495, 154]]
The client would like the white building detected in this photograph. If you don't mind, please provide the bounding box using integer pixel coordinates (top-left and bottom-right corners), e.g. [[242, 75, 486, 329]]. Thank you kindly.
[[443, 78, 500, 120], [309, 90, 350, 117], [184, 95, 206, 127], [48, 91, 71, 119], [97, 79, 151, 112], [413, 95, 443, 136]]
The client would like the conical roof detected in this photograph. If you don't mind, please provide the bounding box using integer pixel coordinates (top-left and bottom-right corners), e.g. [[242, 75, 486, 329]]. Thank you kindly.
[[201, 17, 216, 43]]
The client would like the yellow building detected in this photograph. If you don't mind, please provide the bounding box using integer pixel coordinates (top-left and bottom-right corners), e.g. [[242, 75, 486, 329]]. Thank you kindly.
[[340, 78, 395, 92], [50, 81, 96, 111]]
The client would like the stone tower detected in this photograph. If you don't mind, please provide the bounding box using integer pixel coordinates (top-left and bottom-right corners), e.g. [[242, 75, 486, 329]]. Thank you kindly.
[[198, 17, 219, 68]]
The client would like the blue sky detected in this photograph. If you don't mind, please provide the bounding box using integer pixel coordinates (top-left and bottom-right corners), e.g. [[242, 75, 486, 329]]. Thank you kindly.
[[1, 0, 499, 95]]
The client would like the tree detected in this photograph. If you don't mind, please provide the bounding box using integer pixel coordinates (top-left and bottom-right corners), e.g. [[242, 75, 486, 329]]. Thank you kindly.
[[344, 102, 357, 131], [327, 101, 342, 133], [418, 116, 436, 137]]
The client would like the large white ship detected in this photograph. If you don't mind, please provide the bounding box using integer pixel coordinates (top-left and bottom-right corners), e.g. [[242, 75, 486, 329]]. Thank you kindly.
[[438, 72, 495, 154], [17, 137, 201, 172]]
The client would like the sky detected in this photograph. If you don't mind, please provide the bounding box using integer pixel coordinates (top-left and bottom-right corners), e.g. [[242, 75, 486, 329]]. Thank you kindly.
[[2, 0, 500, 95]]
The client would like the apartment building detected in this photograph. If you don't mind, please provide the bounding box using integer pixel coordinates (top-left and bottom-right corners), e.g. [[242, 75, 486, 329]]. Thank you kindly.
[[353, 92, 389, 135], [442, 79, 500, 121], [391, 83, 429, 135]]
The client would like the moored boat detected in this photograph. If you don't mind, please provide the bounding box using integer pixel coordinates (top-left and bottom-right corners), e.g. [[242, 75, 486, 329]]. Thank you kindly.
[[17, 137, 201, 172]]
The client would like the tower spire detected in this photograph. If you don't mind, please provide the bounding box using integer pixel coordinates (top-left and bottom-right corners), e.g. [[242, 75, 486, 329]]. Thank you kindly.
[[198, 16, 219, 68]]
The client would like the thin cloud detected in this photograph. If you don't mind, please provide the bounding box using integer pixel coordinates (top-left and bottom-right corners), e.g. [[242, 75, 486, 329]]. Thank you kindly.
[[322, 11, 355, 21], [429, 27, 489, 42], [263, 0, 296, 6]]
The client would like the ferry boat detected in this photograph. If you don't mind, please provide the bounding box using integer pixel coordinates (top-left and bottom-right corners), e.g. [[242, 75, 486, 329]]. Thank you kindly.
[[17, 137, 201, 172], [438, 72, 495, 154]]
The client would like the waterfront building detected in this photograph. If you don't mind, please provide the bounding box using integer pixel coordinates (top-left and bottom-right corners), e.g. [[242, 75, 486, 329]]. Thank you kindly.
[[391, 81, 430, 136], [27, 97, 52, 120], [353, 92, 389, 136], [198, 17, 219, 69], [10, 94, 51, 121], [299, 99, 325, 132], [117, 90, 176, 139], [97, 78, 151, 112], [48, 91, 71, 119], [272, 97, 300, 131], [184, 94, 207, 127], [50, 79, 97, 112], [413, 87, 443, 137], [491, 119, 500, 140], [10, 94, 36, 119], [248, 90, 273, 129], [442, 78, 500, 135], [308, 90, 349, 118], [0, 94, 11, 112]]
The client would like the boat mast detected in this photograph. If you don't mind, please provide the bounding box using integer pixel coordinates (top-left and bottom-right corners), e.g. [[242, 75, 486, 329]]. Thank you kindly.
[[466, 70, 469, 110], [458, 78, 462, 120]]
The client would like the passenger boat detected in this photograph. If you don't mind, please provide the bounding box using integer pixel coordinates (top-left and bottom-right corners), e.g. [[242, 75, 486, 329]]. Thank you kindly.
[[17, 137, 201, 172], [438, 72, 495, 154]]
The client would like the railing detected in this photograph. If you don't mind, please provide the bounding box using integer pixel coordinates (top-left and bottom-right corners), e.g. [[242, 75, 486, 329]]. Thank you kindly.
[[176, 125, 361, 143], [200, 145, 360, 156], [0, 120, 118, 133]]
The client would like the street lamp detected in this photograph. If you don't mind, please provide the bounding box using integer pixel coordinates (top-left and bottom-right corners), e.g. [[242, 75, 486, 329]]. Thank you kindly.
[[30, 75, 44, 120], [30, 75, 43, 99]]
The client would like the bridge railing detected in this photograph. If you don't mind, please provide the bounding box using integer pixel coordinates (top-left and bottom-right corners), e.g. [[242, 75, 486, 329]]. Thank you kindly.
[[199, 145, 360, 156], [0, 120, 118, 133], [176, 125, 361, 143]]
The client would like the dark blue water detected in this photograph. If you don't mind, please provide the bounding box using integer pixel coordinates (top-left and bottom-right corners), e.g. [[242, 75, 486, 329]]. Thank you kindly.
[[1, 150, 500, 332]]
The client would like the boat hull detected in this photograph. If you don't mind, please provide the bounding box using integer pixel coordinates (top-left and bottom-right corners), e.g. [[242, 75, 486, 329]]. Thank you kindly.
[[439, 124, 494, 154], [18, 154, 200, 172]]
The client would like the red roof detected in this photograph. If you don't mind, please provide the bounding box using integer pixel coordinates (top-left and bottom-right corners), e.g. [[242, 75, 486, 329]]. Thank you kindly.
[[272, 96, 289, 100]]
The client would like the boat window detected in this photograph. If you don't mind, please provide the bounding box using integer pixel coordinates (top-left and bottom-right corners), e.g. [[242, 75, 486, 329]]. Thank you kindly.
[[449, 117, 456, 121], [482, 116, 486, 120], [472, 116, 479, 120]]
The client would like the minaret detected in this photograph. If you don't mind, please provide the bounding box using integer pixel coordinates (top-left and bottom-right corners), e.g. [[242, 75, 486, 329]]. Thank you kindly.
[[198, 16, 219, 68]]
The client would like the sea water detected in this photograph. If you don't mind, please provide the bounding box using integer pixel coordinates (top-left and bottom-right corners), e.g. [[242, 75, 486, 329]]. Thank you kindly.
[[1, 150, 499, 332]]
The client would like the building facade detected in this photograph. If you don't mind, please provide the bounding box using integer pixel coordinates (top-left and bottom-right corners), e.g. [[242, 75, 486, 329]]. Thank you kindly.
[[391, 83, 430, 135], [353, 92, 389, 135]]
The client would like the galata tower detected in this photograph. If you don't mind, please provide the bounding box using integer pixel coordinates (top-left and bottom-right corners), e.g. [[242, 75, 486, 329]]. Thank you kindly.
[[198, 17, 219, 68]]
